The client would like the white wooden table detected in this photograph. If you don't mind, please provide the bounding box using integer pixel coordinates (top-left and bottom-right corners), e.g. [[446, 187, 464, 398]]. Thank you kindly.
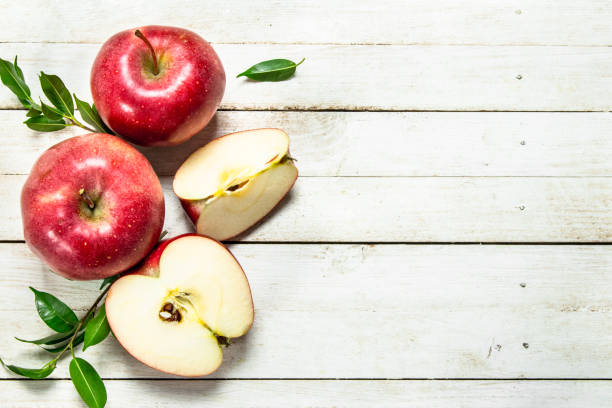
[[1, 1, 612, 406]]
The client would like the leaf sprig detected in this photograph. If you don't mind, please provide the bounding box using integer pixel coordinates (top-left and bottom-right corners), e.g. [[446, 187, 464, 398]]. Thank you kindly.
[[1, 285, 112, 408], [0, 56, 111, 134]]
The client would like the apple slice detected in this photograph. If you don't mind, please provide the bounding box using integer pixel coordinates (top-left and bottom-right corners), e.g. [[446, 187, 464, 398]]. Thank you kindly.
[[174, 128, 298, 240], [105, 234, 254, 377]]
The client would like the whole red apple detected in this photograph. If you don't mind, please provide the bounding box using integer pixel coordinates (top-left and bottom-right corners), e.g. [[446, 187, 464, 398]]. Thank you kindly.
[[21, 133, 165, 280], [90, 25, 225, 146]]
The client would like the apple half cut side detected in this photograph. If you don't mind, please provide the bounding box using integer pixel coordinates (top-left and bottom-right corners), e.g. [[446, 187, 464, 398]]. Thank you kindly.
[[105, 234, 254, 377], [173, 128, 298, 241]]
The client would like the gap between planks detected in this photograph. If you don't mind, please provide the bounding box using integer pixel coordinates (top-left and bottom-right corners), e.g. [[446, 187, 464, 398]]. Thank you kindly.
[[6, 240, 612, 245], [2, 42, 612, 47], [2, 108, 612, 112], [2, 378, 612, 381]]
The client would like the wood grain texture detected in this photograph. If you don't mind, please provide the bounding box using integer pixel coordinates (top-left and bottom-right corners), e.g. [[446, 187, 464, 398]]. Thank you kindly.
[[2, 2, 611, 405], [2, 110, 612, 177], [2, 380, 612, 407], [1, 0, 611, 46], [1, 43, 610, 111], [2, 243, 612, 379], [2, 175, 612, 242]]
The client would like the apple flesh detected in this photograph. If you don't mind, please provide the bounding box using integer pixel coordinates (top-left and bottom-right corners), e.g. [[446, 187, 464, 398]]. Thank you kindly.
[[174, 128, 298, 241], [21, 133, 165, 280], [105, 234, 254, 376], [91, 25, 225, 146]]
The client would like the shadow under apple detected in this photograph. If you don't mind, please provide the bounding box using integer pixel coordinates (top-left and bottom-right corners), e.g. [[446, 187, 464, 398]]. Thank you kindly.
[[135, 114, 223, 177]]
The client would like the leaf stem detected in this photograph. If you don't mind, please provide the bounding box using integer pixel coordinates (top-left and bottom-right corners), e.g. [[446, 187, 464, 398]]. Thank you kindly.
[[134, 30, 159, 75], [24, 94, 41, 111], [67, 117, 97, 133], [56, 285, 111, 361]]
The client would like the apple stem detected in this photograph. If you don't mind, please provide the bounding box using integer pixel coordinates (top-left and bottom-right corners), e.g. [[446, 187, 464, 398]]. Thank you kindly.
[[134, 29, 159, 75], [80, 190, 96, 210]]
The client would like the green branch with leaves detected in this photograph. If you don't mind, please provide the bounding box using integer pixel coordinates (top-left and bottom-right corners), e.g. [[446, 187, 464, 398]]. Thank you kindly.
[[0, 56, 112, 134], [0, 275, 119, 408]]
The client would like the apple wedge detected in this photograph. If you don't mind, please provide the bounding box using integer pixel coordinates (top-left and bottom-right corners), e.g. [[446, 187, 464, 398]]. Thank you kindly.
[[174, 128, 298, 241], [105, 234, 254, 377]]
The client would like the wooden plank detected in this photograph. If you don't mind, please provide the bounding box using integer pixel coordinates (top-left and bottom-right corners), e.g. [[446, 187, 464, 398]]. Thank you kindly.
[[3, 110, 612, 177], [2, 380, 612, 407], [2, 175, 612, 242], [0, 43, 610, 112], [1, 0, 611, 46], [2, 243, 612, 379]]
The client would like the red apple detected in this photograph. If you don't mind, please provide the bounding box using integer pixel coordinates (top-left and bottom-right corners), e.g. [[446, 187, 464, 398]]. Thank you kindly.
[[106, 234, 254, 376], [21, 133, 165, 280], [91, 25, 225, 146]]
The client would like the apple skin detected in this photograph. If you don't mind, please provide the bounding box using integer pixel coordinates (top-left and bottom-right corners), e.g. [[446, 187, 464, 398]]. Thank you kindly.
[[91, 25, 225, 146], [21, 133, 165, 280], [179, 200, 202, 226]]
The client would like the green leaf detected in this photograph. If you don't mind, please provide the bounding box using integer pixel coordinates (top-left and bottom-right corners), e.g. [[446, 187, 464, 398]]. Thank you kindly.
[[0, 56, 36, 108], [40, 100, 64, 120], [0, 358, 56, 379], [91, 104, 113, 133], [30, 287, 78, 333], [99, 275, 119, 290], [83, 305, 111, 351], [39, 71, 74, 115], [41, 331, 84, 353], [26, 108, 42, 117], [74, 94, 107, 133], [91, 103, 117, 135], [24, 116, 68, 132], [69, 357, 107, 408], [13, 56, 25, 80], [237, 58, 305, 82], [16, 331, 74, 346]]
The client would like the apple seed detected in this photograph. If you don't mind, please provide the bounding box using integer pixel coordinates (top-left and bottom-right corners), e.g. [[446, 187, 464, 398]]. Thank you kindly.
[[159, 302, 182, 322], [226, 180, 249, 192]]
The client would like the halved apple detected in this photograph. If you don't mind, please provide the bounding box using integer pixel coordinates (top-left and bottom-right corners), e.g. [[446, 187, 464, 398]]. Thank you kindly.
[[173, 128, 298, 240], [105, 234, 254, 377]]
